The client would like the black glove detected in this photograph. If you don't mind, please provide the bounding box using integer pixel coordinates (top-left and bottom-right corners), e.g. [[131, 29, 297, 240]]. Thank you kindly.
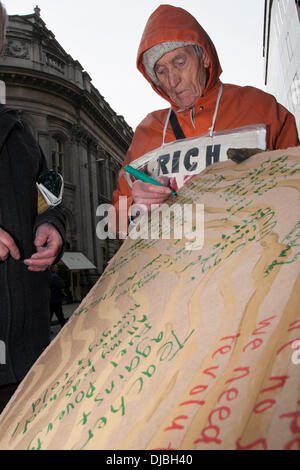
[[227, 148, 264, 163]]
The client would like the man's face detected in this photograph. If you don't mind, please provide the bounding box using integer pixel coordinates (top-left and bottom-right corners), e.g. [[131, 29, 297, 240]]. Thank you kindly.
[[154, 45, 210, 109]]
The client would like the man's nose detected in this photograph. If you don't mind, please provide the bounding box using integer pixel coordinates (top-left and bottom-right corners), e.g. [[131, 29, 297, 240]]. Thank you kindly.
[[168, 69, 180, 89]]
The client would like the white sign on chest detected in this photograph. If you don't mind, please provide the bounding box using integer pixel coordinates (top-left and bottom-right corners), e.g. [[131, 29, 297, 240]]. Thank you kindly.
[[128, 125, 267, 189]]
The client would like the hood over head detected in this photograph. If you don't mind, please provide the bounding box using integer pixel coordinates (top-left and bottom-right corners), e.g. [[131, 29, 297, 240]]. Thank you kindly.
[[137, 4, 222, 105]]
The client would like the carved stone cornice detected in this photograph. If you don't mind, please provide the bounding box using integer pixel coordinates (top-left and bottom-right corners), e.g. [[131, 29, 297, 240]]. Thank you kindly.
[[71, 124, 90, 146], [71, 124, 101, 153], [2, 11, 133, 152], [0, 68, 132, 151], [0, 69, 79, 100]]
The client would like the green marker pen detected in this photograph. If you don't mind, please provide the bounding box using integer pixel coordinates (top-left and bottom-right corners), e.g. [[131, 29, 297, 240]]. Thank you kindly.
[[124, 165, 177, 196]]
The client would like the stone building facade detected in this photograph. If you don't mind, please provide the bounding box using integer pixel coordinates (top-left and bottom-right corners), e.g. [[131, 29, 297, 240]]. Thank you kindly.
[[0, 7, 133, 299]]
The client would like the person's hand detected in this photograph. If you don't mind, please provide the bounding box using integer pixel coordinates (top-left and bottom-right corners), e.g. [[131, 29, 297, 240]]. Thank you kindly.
[[0, 228, 20, 262], [24, 223, 63, 272], [132, 176, 171, 212]]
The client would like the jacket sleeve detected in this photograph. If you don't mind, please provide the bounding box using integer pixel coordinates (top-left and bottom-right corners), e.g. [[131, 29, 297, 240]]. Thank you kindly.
[[51, 274, 65, 290], [242, 87, 299, 150], [273, 105, 299, 150], [31, 138, 66, 259]]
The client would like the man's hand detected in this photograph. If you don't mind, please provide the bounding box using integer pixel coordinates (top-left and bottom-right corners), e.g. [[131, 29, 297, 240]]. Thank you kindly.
[[24, 223, 63, 272], [132, 176, 171, 212], [0, 228, 21, 262]]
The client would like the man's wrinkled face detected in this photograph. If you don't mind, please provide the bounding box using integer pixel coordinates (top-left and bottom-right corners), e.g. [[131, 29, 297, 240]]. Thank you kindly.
[[154, 45, 210, 109]]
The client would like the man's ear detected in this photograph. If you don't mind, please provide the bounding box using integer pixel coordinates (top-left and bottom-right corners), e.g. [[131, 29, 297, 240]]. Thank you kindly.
[[202, 50, 210, 69]]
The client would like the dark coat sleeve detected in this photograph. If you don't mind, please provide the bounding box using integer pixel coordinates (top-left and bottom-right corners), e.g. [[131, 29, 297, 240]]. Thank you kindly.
[[21, 121, 66, 259]]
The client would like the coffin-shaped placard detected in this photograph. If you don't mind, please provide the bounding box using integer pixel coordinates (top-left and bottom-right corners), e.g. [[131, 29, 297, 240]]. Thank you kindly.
[[0, 147, 299, 450]]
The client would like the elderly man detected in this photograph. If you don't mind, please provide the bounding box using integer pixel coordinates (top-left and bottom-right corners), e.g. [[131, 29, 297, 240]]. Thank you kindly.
[[112, 4, 299, 233], [0, 3, 65, 412]]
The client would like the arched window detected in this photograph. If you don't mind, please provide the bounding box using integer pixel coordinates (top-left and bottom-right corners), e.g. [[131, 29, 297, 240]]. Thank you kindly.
[[51, 137, 64, 175], [97, 159, 107, 196]]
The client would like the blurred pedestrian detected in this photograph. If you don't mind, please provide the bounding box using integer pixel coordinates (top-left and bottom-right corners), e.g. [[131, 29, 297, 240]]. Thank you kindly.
[[0, 2, 65, 414]]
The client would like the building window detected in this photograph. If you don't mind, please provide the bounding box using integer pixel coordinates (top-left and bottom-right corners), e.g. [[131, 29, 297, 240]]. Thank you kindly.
[[52, 138, 64, 175], [97, 160, 107, 196], [111, 168, 118, 191]]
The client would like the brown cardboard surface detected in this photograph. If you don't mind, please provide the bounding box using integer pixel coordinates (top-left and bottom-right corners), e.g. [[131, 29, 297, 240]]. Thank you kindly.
[[0, 147, 300, 450]]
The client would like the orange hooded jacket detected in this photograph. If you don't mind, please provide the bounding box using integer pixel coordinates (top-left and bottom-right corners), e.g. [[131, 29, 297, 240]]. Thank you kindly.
[[112, 4, 299, 234]]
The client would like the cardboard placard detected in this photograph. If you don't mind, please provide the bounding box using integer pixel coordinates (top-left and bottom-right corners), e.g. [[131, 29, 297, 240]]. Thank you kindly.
[[0, 147, 300, 450]]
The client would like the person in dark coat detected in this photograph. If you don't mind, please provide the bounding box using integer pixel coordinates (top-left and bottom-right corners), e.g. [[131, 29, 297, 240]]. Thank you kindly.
[[50, 265, 67, 327], [0, 2, 66, 413]]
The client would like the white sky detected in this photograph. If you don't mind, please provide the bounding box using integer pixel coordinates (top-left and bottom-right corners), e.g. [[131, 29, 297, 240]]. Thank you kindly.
[[5, 0, 266, 130]]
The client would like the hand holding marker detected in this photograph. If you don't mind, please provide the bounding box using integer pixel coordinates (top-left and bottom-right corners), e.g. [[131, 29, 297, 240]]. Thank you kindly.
[[124, 165, 177, 196]]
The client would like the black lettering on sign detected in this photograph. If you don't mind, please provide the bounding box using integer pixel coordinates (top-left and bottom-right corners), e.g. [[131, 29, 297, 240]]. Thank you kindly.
[[206, 145, 221, 166], [171, 151, 181, 174], [184, 148, 199, 172], [157, 154, 170, 175]]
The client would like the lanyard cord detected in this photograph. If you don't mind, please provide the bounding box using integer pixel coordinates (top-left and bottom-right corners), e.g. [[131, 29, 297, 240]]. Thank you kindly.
[[162, 107, 172, 146], [209, 83, 223, 137], [162, 83, 223, 143]]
